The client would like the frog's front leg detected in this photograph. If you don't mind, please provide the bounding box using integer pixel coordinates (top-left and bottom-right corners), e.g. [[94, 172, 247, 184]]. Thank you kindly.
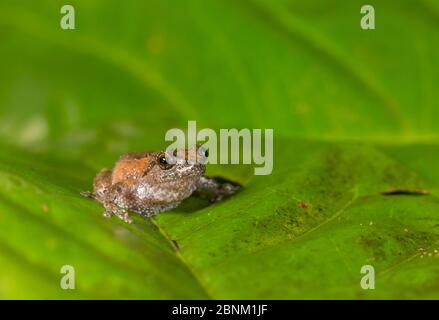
[[102, 200, 133, 224], [102, 182, 134, 224], [196, 176, 240, 202]]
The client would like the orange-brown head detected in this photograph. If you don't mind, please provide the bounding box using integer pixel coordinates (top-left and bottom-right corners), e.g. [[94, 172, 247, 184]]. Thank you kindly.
[[112, 145, 207, 185]]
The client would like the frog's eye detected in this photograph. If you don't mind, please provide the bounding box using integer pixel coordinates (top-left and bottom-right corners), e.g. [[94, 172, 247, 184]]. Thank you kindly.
[[197, 147, 209, 160], [158, 155, 174, 170]]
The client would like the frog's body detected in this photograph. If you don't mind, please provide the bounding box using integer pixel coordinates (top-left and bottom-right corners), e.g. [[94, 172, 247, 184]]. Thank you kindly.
[[81, 146, 239, 223]]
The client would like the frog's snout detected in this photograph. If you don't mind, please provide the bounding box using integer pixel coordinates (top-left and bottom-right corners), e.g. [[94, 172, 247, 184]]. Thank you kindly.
[[166, 145, 208, 165]]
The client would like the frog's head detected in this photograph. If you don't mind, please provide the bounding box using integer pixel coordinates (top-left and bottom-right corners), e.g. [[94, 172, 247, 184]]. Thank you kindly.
[[145, 145, 207, 183]]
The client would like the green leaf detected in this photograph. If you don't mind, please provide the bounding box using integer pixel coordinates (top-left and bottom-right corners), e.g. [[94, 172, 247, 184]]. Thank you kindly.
[[0, 0, 438, 299]]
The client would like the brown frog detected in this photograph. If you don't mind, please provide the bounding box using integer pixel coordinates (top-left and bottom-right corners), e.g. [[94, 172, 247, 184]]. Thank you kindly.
[[81, 145, 239, 223]]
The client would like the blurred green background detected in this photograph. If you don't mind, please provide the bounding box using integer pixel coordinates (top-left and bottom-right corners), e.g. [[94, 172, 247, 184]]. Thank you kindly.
[[0, 0, 438, 299]]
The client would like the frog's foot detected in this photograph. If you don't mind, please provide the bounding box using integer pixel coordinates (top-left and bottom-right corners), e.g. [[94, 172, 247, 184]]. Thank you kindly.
[[209, 183, 241, 203], [137, 202, 180, 218], [196, 176, 241, 203], [103, 202, 133, 224], [141, 208, 157, 218], [102, 210, 112, 218], [80, 191, 95, 199]]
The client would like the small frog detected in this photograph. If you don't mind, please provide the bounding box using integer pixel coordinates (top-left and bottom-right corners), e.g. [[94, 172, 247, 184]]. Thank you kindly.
[[81, 145, 240, 223]]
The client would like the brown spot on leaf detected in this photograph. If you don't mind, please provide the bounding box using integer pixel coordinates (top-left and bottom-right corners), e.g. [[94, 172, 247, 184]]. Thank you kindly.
[[297, 201, 310, 209]]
